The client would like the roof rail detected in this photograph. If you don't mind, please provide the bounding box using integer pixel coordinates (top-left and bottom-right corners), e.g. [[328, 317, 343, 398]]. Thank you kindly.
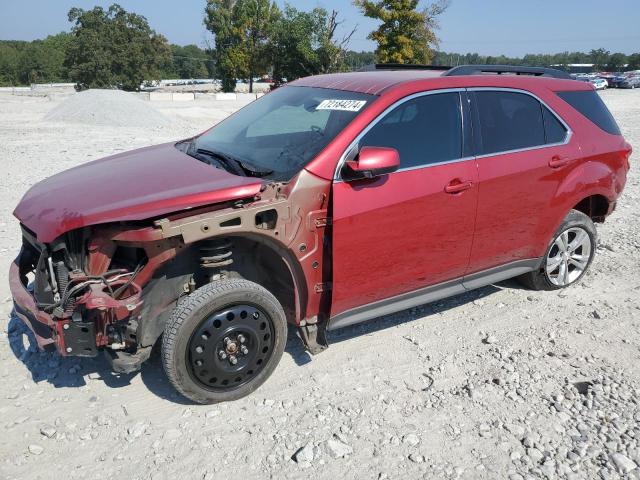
[[359, 63, 451, 72], [444, 65, 572, 80]]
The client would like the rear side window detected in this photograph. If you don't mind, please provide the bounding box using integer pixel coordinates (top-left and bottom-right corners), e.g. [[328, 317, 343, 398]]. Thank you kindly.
[[475, 91, 545, 155], [557, 90, 620, 135], [542, 106, 568, 144], [359, 92, 462, 169]]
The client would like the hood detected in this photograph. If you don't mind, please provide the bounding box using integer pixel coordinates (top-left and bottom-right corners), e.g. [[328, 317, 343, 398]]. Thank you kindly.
[[14, 142, 263, 242]]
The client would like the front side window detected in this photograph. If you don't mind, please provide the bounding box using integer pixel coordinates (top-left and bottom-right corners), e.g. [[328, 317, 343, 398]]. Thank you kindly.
[[358, 92, 463, 169], [193, 86, 375, 180], [475, 91, 545, 155]]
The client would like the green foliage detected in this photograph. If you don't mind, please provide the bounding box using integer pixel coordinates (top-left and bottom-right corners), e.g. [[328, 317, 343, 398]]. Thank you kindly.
[[628, 54, 640, 71], [0, 35, 71, 86], [344, 50, 377, 71], [606, 52, 627, 72], [589, 48, 611, 71], [354, 0, 449, 64], [0, 42, 23, 86], [205, 0, 280, 92], [64, 3, 171, 90], [20, 33, 72, 84], [270, 6, 354, 81], [162, 44, 212, 79], [431, 50, 637, 73]]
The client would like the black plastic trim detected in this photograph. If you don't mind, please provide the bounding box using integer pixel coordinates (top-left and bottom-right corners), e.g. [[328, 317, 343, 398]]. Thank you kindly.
[[361, 63, 452, 72], [445, 65, 572, 79], [327, 258, 542, 332]]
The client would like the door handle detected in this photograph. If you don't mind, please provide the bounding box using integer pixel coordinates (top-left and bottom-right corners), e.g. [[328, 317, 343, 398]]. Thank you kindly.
[[444, 180, 473, 194], [549, 155, 570, 168]]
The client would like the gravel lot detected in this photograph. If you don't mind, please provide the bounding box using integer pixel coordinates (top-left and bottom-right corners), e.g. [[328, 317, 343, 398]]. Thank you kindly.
[[0, 89, 639, 480]]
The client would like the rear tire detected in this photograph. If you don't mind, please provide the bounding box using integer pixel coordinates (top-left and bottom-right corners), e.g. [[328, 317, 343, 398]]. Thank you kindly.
[[162, 279, 287, 404], [518, 210, 597, 291]]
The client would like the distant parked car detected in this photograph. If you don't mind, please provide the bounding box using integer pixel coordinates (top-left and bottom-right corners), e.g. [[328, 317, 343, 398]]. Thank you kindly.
[[590, 78, 608, 90], [597, 73, 619, 87], [610, 75, 628, 88], [619, 76, 640, 89]]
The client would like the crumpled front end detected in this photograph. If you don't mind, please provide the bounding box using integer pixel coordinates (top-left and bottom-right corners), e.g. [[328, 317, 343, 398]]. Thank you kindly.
[[9, 224, 147, 358]]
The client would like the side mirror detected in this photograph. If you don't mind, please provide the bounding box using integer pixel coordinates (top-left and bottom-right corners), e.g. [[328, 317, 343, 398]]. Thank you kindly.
[[344, 146, 400, 180]]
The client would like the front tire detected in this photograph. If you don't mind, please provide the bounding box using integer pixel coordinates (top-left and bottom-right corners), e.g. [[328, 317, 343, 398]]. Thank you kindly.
[[162, 279, 287, 404], [518, 210, 597, 291]]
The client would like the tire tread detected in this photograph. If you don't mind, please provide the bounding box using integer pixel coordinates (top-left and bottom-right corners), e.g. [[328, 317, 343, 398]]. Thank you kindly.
[[161, 279, 286, 404]]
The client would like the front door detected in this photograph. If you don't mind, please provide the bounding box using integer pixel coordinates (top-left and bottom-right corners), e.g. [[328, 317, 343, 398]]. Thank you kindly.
[[330, 91, 478, 316]]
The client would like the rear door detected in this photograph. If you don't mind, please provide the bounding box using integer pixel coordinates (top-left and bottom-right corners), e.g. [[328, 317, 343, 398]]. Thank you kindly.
[[330, 90, 478, 316], [466, 88, 578, 274]]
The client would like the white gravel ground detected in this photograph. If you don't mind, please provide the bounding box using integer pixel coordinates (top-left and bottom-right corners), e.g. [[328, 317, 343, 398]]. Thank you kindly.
[[0, 89, 639, 480]]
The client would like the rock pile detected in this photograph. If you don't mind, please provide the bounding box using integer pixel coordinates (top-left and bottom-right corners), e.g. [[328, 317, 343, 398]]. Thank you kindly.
[[44, 89, 171, 128]]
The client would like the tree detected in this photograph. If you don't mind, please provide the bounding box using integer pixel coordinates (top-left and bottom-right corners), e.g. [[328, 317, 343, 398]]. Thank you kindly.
[[205, 0, 280, 93], [589, 48, 610, 71], [165, 44, 211, 79], [270, 6, 356, 82], [239, 0, 280, 92], [354, 0, 449, 64], [17, 33, 71, 84], [344, 50, 377, 71], [0, 42, 22, 86], [606, 52, 627, 72], [65, 4, 170, 90], [627, 53, 640, 71]]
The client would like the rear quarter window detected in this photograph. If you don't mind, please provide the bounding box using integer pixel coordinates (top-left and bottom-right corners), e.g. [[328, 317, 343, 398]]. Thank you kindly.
[[542, 106, 568, 144], [557, 90, 621, 135]]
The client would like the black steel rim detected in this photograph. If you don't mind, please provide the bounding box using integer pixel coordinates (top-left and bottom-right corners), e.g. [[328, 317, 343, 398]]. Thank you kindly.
[[186, 303, 275, 391]]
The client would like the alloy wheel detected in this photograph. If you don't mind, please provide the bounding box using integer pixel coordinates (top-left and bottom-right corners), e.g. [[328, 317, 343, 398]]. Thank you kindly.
[[545, 227, 592, 286]]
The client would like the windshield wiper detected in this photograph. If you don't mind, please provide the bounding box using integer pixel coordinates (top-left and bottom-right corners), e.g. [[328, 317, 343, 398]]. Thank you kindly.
[[239, 161, 273, 178], [197, 148, 273, 178], [195, 148, 246, 176]]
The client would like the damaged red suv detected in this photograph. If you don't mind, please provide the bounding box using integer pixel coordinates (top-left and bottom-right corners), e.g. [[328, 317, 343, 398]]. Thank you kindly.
[[10, 65, 631, 403]]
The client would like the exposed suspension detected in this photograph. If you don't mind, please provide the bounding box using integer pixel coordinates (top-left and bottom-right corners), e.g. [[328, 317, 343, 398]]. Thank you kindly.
[[200, 239, 234, 278]]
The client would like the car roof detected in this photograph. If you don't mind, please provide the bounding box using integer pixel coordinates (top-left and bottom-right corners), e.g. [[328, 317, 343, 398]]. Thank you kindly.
[[289, 70, 444, 95], [289, 70, 591, 96]]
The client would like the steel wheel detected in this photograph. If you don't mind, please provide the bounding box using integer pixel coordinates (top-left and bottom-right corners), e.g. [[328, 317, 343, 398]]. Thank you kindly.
[[545, 226, 592, 286], [187, 303, 275, 391]]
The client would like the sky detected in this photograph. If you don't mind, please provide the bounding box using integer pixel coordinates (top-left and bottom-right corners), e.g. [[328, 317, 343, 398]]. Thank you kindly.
[[1, 0, 640, 56]]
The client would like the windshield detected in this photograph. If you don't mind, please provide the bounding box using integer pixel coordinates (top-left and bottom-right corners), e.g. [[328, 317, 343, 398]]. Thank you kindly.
[[192, 86, 375, 180]]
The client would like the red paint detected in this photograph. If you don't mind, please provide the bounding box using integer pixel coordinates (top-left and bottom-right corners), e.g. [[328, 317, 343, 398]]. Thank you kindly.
[[14, 142, 263, 242], [9, 260, 56, 349], [330, 161, 478, 314], [10, 69, 631, 357], [345, 146, 400, 176]]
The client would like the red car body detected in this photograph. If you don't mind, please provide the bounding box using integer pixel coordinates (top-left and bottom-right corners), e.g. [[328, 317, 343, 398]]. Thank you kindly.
[[9, 67, 632, 371]]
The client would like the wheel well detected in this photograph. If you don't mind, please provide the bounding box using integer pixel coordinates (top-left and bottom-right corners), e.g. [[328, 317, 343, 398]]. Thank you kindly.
[[136, 235, 301, 348], [226, 236, 297, 324], [182, 235, 299, 324], [573, 195, 609, 223]]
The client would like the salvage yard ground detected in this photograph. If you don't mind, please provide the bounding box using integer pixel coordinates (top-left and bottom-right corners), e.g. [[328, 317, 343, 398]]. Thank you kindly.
[[0, 89, 639, 479]]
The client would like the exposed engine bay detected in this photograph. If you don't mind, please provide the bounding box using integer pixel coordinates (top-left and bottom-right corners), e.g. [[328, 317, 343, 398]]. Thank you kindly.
[[12, 170, 331, 373]]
